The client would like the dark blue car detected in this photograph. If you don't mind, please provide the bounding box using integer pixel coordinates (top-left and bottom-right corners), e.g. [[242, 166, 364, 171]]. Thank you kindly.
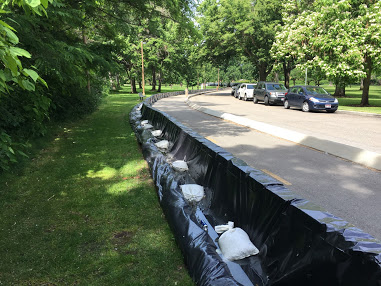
[[284, 85, 339, 113]]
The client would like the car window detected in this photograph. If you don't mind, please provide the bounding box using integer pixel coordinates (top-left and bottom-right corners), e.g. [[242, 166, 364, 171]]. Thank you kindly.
[[247, 85, 254, 89], [291, 87, 298, 93], [306, 86, 329, 95], [298, 87, 304, 94], [267, 84, 287, 91]]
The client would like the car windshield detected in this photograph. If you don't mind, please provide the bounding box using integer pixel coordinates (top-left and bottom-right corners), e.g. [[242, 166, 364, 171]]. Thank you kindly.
[[267, 84, 286, 91], [306, 86, 329, 95], [247, 85, 254, 89]]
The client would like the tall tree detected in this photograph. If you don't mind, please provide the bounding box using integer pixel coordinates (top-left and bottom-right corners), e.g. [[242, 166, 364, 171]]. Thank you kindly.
[[355, 1, 381, 105], [273, 0, 381, 100], [198, 0, 283, 81]]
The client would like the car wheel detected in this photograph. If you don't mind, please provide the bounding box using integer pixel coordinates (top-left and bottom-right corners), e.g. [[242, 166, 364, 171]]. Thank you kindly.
[[244, 94, 247, 101], [302, 101, 310, 112], [264, 96, 269, 106], [327, 110, 336, 113], [284, 99, 290, 109], [253, 96, 258, 104]]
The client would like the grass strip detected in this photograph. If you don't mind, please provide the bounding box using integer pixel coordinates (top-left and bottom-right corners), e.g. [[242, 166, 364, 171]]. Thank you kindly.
[[0, 86, 194, 285], [322, 85, 381, 114]]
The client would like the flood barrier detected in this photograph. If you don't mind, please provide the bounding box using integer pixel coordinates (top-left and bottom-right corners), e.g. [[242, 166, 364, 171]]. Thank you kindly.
[[130, 91, 381, 286]]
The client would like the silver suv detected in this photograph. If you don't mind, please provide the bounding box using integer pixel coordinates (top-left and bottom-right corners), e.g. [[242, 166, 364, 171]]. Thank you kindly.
[[253, 82, 287, 105]]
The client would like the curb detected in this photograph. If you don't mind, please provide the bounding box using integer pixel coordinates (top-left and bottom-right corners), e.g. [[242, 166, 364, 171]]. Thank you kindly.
[[337, 109, 381, 118], [185, 97, 381, 171]]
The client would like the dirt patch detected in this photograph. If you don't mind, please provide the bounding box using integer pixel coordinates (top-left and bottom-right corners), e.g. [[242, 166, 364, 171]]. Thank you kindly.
[[111, 230, 135, 254]]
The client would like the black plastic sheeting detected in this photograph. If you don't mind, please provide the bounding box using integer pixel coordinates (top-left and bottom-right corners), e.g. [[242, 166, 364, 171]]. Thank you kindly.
[[129, 92, 381, 286]]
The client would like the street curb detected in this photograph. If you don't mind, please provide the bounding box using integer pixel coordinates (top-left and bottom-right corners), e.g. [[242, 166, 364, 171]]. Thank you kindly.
[[185, 97, 381, 171], [337, 109, 381, 118]]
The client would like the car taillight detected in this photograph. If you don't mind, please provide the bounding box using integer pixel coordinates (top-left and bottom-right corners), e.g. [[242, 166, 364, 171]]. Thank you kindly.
[[285, 92, 288, 96]]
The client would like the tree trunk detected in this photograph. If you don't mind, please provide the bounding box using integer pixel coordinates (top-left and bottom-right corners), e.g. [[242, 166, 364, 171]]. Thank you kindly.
[[334, 82, 346, 97], [151, 66, 156, 91], [274, 72, 279, 82], [360, 78, 364, 90], [257, 62, 270, 81], [116, 74, 120, 90], [109, 72, 116, 90], [361, 55, 372, 106], [158, 71, 162, 92], [283, 62, 291, 89], [131, 77, 137, 93], [258, 67, 268, 81]]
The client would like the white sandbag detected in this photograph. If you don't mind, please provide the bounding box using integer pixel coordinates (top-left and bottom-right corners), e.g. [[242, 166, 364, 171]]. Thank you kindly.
[[142, 124, 153, 129], [172, 160, 188, 172], [218, 228, 259, 261], [155, 140, 169, 150], [180, 184, 204, 202], [151, 130, 162, 137], [136, 104, 143, 111], [215, 221, 234, 234], [141, 120, 149, 126]]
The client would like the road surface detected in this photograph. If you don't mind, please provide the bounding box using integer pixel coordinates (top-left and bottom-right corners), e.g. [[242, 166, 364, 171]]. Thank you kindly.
[[153, 90, 381, 240]]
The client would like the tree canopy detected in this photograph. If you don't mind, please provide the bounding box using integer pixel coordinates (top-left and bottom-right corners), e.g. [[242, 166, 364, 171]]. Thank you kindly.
[[198, 0, 381, 100], [0, 0, 197, 170], [1, 0, 381, 170]]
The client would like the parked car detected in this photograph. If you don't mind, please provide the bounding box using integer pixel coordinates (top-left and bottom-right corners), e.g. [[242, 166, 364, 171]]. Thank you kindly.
[[234, 83, 243, 98], [230, 82, 241, 96], [237, 83, 257, 101], [253, 82, 287, 105], [284, 85, 338, 113]]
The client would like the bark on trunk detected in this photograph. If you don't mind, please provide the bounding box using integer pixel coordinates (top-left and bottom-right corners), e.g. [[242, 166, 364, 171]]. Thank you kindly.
[[360, 78, 364, 90], [257, 62, 272, 81], [158, 71, 162, 92], [334, 82, 346, 97], [283, 62, 291, 89], [131, 77, 137, 93], [361, 55, 372, 106], [116, 74, 120, 90], [258, 67, 268, 81], [274, 72, 279, 83], [109, 72, 116, 90], [151, 66, 156, 91]]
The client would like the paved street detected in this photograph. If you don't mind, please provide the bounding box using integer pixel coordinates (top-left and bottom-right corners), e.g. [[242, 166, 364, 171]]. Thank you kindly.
[[153, 90, 381, 240], [192, 90, 381, 153]]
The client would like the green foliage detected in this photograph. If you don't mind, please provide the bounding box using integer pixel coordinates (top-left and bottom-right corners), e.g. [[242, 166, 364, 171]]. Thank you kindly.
[[0, 1, 50, 93], [273, 0, 381, 100], [0, 131, 28, 171], [198, 0, 283, 80]]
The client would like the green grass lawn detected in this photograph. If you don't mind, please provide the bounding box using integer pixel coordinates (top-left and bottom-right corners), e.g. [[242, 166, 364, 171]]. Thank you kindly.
[[0, 86, 194, 285], [321, 84, 381, 114]]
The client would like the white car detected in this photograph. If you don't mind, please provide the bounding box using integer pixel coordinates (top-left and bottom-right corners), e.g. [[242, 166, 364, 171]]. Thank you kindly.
[[237, 83, 257, 101]]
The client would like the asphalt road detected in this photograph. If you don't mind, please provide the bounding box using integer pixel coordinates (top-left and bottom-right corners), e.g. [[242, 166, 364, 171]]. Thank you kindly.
[[153, 90, 381, 240]]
